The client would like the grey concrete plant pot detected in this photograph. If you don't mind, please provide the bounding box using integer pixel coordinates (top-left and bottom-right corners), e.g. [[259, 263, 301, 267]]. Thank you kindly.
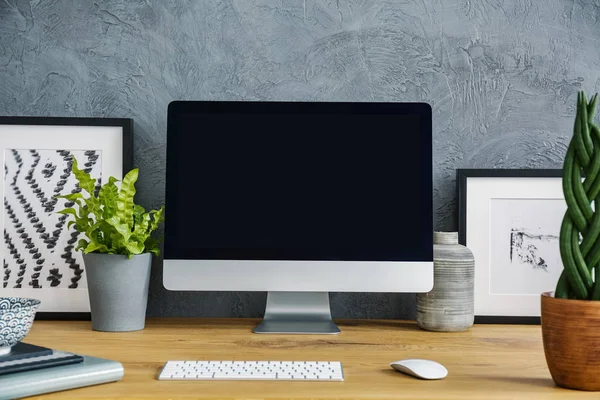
[[83, 253, 152, 332]]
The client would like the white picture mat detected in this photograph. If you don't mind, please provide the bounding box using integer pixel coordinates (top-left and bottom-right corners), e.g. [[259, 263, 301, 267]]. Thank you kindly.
[[0, 124, 123, 312], [466, 177, 564, 317]]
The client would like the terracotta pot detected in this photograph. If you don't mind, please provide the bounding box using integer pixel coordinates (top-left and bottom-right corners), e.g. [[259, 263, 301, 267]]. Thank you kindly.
[[541, 291, 600, 391]]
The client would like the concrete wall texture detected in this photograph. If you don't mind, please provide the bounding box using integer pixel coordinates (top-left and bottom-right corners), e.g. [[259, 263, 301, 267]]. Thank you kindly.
[[1, 1, 599, 319]]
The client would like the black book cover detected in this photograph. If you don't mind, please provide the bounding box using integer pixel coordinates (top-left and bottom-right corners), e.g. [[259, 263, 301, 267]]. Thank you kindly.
[[0, 342, 52, 362], [0, 352, 84, 376]]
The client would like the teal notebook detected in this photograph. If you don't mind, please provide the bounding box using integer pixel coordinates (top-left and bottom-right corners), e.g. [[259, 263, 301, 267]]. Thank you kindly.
[[0, 355, 124, 400]]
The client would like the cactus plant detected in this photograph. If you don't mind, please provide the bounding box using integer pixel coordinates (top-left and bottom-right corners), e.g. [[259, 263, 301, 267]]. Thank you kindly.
[[556, 91, 600, 300]]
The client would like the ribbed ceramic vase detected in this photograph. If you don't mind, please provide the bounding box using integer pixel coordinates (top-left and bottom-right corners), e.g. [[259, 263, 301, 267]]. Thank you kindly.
[[416, 232, 474, 332]]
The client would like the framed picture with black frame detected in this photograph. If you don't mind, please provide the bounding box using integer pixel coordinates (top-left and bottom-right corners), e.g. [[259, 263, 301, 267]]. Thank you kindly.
[[458, 169, 564, 324], [0, 117, 133, 320]]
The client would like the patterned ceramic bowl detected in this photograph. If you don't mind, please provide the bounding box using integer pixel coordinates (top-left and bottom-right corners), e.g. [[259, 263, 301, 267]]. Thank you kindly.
[[0, 297, 40, 356]]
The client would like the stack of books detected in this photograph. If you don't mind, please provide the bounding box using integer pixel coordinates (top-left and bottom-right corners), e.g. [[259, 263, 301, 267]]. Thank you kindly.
[[0, 343, 123, 400]]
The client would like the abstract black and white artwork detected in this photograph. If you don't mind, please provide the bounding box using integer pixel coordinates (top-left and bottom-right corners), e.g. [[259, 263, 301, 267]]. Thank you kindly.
[[509, 229, 558, 273], [489, 198, 565, 296], [3, 149, 101, 290], [0, 117, 131, 315]]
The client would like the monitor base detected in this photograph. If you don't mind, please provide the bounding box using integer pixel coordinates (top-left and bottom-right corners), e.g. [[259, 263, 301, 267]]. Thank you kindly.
[[253, 292, 341, 335]]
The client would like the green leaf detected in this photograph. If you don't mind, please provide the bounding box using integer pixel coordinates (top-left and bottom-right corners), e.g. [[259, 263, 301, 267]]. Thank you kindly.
[[124, 239, 145, 255], [85, 196, 102, 221], [57, 208, 78, 216], [76, 238, 89, 252], [134, 212, 150, 235], [109, 231, 125, 251], [74, 218, 90, 234], [133, 204, 146, 226], [84, 241, 110, 254], [77, 204, 91, 220], [67, 220, 76, 230], [144, 237, 160, 256], [106, 216, 132, 242], [99, 176, 119, 219], [56, 192, 84, 201], [148, 206, 165, 235], [71, 157, 96, 195], [134, 204, 145, 217], [116, 168, 138, 230], [56, 193, 84, 209]]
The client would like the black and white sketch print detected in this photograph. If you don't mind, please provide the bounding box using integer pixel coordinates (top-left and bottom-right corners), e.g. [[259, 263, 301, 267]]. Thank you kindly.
[[490, 198, 565, 296], [509, 229, 559, 273], [3, 150, 102, 290]]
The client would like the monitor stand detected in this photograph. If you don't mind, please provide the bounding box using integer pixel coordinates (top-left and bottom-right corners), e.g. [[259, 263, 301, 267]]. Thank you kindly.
[[253, 292, 341, 335]]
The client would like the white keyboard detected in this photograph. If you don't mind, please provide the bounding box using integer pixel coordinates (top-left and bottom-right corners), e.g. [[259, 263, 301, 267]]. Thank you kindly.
[[158, 360, 344, 381]]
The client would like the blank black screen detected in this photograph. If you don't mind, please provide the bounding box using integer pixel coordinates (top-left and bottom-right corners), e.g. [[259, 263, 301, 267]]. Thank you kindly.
[[165, 102, 432, 261]]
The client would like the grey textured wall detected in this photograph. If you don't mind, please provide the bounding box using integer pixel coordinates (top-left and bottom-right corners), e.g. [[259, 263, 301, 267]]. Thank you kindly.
[[1, 0, 599, 319]]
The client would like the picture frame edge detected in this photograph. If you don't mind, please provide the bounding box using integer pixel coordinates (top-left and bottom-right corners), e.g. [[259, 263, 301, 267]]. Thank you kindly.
[[0, 116, 133, 128], [0, 116, 134, 316], [121, 118, 134, 174], [457, 168, 563, 324], [35, 312, 91, 321], [474, 316, 541, 325]]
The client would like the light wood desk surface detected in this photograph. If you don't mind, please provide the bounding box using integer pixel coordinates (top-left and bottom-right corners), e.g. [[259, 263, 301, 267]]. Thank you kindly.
[[20, 318, 598, 399]]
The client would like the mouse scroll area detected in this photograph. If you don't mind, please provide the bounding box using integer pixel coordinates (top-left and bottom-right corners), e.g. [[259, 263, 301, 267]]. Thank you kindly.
[[389, 359, 448, 380]]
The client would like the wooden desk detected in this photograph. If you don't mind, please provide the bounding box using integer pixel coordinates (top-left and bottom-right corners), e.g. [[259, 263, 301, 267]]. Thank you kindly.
[[20, 318, 597, 399]]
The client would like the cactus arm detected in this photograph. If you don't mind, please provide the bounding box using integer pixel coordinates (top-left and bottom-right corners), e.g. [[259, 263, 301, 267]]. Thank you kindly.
[[559, 215, 589, 299], [585, 131, 600, 200], [585, 172, 600, 200], [580, 193, 600, 259], [563, 145, 588, 232], [584, 236, 600, 268], [574, 92, 592, 166], [581, 92, 594, 161], [580, 210, 600, 258], [555, 271, 570, 298], [571, 229, 593, 290], [584, 125, 600, 193], [573, 157, 594, 221], [588, 94, 598, 123]]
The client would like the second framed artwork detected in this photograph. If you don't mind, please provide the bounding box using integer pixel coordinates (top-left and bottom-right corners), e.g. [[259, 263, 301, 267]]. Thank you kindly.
[[0, 117, 133, 318], [458, 169, 564, 324]]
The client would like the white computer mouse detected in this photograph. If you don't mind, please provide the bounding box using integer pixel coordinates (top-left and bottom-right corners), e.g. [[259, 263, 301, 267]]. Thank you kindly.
[[390, 359, 448, 380]]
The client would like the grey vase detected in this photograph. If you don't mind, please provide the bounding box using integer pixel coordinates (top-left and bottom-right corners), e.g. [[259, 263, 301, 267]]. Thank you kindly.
[[416, 232, 474, 332], [83, 253, 152, 332]]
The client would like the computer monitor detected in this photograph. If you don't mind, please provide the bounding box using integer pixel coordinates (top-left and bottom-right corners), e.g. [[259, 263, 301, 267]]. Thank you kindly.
[[163, 101, 433, 334]]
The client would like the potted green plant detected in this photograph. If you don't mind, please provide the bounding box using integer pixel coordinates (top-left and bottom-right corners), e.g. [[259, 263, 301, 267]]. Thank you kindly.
[[542, 91, 600, 391], [57, 159, 164, 332]]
